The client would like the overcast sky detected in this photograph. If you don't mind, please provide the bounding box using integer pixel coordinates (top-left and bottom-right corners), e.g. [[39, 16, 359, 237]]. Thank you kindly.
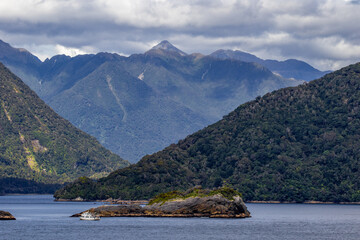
[[0, 0, 360, 70]]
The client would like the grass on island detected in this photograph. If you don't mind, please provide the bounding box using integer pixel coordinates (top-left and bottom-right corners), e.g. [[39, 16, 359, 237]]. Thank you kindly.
[[148, 186, 242, 205]]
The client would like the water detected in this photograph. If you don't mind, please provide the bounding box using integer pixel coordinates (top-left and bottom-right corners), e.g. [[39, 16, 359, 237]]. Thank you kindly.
[[1, 195, 360, 240]]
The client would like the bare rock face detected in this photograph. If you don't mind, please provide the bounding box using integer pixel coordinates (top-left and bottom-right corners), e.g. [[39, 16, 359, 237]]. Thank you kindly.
[[0, 210, 16, 220], [72, 194, 250, 218]]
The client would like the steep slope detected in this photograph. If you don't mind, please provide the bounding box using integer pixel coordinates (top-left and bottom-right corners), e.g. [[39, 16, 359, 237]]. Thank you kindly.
[[211, 49, 330, 81], [55, 63, 360, 202], [125, 49, 301, 121], [37, 52, 125, 100], [0, 40, 42, 92], [0, 40, 41, 70], [149, 40, 187, 56], [49, 61, 207, 161], [0, 63, 129, 194], [0, 39, 302, 162]]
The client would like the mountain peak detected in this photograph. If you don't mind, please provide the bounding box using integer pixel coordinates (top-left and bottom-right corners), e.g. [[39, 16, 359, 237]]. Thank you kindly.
[[0, 39, 42, 67], [0, 39, 31, 55], [150, 40, 187, 56]]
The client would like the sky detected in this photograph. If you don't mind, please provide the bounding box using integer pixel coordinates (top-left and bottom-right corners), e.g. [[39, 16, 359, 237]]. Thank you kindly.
[[0, 0, 360, 71]]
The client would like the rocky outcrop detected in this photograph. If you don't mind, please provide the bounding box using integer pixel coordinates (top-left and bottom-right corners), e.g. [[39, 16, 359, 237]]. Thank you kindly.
[[145, 194, 250, 218], [72, 194, 251, 218], [0, 210, 16, 220]]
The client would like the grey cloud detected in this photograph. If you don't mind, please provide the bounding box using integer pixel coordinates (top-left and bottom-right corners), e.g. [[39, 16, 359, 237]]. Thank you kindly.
[[0, 0, 359, 70], [347, 0, 360, 4]]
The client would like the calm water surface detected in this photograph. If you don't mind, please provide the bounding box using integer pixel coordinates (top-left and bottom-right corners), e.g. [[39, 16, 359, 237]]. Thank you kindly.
[[1, 195, 360, 240]]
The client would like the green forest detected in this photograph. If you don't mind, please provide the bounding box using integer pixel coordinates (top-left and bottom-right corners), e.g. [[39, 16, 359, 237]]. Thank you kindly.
[[0, 63, 129, 193], [55, 62, 360, 202]]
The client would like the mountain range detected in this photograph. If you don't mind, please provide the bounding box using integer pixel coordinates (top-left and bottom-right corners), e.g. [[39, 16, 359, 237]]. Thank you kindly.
[[210, 49, 330, 81], [0, 63, 129, 194], [0, 40, 325, 162], [55, 63, 360, 203]]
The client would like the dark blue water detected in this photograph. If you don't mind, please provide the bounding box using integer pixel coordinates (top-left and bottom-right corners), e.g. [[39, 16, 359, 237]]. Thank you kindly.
[[1, 195, 360, 240]]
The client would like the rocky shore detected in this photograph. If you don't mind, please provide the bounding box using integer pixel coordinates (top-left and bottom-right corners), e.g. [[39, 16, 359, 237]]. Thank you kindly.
[[246, 200, 360, 205], [0, 210, 16, 220], [72, 194, 251, 218]]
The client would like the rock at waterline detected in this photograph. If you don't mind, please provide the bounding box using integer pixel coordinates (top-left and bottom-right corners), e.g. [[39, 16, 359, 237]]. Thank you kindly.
[[72, 187, 251, 218], [0, 210, 16, 220]]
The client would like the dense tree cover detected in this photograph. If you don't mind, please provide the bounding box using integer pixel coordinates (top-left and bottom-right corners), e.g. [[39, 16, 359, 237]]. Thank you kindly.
[[0, 63, 129, 193], [0, 178, 63, 195], [55, 63, 360, 202]]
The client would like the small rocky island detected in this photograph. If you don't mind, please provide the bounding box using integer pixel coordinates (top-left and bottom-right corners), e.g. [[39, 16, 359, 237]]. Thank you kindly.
[[72, 187, 251, 218], [0, 210, 16, 220]]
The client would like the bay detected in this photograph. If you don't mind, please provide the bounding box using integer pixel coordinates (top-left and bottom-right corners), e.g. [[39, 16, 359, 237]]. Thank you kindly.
[[1, 195, 360, 240]]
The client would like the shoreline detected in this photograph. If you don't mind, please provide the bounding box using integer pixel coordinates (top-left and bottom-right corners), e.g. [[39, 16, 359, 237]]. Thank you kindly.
[[57, 199, 360, 205], [2, 193, 54, 196], [245, 200, 360, 205], [4, 195, 360, 205], [56, 198, 360, 205]]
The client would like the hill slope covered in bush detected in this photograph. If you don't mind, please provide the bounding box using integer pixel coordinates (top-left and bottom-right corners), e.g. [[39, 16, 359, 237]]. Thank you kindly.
[[0, 63, 129, 193], [55, 62, 360, 202]]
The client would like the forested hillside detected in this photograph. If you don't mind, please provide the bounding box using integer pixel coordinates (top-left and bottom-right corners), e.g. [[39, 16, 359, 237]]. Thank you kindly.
[[55, 63, 360, 202], [0, 63, 129, 193]]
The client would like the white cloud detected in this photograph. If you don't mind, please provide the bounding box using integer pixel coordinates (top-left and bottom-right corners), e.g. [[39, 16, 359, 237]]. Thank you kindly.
[[55, 44, 91, 57], [15, 43, 95, 61]]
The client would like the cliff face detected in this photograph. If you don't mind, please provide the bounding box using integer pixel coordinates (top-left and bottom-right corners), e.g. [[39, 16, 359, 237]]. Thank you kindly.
[[73, 194, 250, 218], [0, 210, 16, 220]]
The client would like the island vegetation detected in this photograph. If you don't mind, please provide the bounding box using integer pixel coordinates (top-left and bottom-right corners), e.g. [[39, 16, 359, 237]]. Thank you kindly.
[[148, 186, 242, 205]]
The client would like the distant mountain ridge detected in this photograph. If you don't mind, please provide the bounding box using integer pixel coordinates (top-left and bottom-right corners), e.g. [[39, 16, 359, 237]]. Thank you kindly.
[[55, 63, 360, 203], [0, 39, 306, 162], [0, 63, 129, 194], [210, 49, 330, 81]]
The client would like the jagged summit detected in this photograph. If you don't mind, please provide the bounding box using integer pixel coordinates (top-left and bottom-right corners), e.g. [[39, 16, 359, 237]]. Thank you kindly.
[[149, 40, 187, 56]]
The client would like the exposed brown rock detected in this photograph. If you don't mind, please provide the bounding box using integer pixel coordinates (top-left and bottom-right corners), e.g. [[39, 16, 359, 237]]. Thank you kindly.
[[72, 194, 251, 218], [0, 210, 16, 220]]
